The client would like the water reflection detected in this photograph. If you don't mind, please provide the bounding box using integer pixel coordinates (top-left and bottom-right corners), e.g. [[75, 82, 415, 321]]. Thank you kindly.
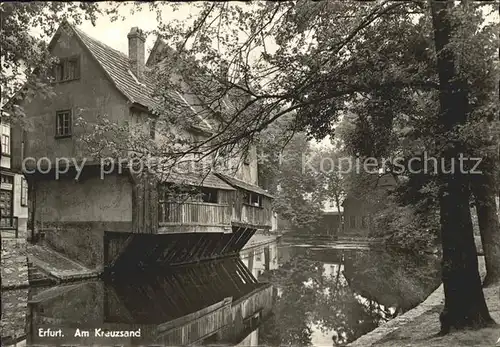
[[257, 240, 441, 346], [5, 258, 272, 347], [2, 237, 441, 347]]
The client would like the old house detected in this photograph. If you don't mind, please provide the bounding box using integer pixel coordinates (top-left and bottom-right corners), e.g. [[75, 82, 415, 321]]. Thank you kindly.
[[10, 22, 274, 272], [1, 114, 30, 290], [1, 118, 29, 239], [341, 172, 397, 237]]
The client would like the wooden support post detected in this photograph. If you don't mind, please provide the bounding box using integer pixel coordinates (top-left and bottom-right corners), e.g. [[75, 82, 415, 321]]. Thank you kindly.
[[219, 231, 239, 256], [220, 261, 245, 295], [196, 237, 213, 260], [189, 235, 206, 260], [235, 228, 256, 252], [210, 236, 226, 258], [161, 238, 180, 264], [147, 236, 169, 266], [235, 258, 257, 284]]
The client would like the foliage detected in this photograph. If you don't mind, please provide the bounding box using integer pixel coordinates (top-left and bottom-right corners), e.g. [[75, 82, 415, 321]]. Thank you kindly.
[[256, 115, 349, 233], [259, 129, 326, 233], [260, 248, 441, 346]]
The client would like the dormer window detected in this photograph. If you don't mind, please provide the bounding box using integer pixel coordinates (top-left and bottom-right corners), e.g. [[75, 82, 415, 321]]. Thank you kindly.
[[53, 56, 80, 82]]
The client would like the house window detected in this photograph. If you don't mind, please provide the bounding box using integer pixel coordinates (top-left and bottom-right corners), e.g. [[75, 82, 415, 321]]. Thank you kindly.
[[55, 110, 72, 137], [150, 120, 157, 140], [349, 216, 356, 228], [250, 193, 262, 207], [53, 56, 80, 82], [21, 178, 28, 207], [1, 175, 13, 185], [244, 192, 262, 207], [0, 189, 12, 218], [130, 111, 140, 124], [361, 216, 368, 229], [1, 134, 10, 155], [243, 148, 250, 165], [201, 188, 218, 203]]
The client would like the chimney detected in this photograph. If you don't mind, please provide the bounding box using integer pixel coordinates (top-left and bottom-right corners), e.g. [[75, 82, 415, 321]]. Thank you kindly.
[[127, 27, 145, 80]]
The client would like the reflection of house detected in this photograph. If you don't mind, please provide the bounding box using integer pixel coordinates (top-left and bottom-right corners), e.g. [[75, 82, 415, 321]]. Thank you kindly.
[[240, 237, 279, 279], [24, 258, 273, 346], [9, 22, 274, 271], [1, 119, 29, 238], [342, 173, 397, 236]]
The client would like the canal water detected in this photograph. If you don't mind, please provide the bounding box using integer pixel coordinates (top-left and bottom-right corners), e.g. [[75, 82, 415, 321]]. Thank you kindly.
[[2, 235, 441, 347]]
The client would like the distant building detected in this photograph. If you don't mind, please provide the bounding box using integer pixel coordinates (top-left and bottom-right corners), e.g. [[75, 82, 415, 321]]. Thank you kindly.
[[276, 214, 292, 232], [342, 172, 398, 237], [318, 199, 343, 237]]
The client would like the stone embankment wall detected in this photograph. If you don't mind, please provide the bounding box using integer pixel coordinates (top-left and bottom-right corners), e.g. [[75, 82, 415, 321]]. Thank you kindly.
[[2, 238, 29, 288], [1, 288, 29, 343]]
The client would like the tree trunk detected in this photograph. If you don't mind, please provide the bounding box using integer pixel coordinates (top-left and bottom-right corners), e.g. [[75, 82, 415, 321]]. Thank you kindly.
[[430, 0, 495, 333], [471, 162, 500, 287], [335, 193, 342, 237]]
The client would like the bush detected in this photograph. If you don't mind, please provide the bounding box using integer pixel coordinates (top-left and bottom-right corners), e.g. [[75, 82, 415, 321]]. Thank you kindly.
[[371, 193, 440, 252]]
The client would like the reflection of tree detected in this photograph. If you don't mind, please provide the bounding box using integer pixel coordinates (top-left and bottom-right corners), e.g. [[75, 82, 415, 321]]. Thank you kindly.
[[259, 255, 321, 346], [342, 250, 441, 312], [310, 258, 383, 345], [259, 252, 395, 346], [259, 248, 441, 346]]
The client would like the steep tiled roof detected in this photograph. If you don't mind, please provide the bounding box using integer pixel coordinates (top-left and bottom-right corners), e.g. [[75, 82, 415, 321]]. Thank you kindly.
[[69, 25, 212, 133], [161, 171, 235, 190], [215, 173, 274, 198], [147, 38, 239, 123], [73, 26, 158, 110]]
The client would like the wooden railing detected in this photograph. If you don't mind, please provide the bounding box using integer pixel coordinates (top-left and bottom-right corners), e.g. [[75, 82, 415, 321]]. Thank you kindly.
[[235, 205, 272, 228], [158, 202, 232, 227], [156, 297, 233, 345], [232, 284, 273, 320], [0, 216, 18, 238]]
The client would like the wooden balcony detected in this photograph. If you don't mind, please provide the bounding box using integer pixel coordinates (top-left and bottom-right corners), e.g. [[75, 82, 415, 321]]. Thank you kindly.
[[158, 202, 232, 233], [233, 204, 272, 229]]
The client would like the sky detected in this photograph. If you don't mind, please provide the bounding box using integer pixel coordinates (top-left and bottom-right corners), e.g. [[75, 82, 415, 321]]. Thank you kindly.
[[68, 2, 498, 56], [68, 2, 497, 149], [72, 2, 200, 58]]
